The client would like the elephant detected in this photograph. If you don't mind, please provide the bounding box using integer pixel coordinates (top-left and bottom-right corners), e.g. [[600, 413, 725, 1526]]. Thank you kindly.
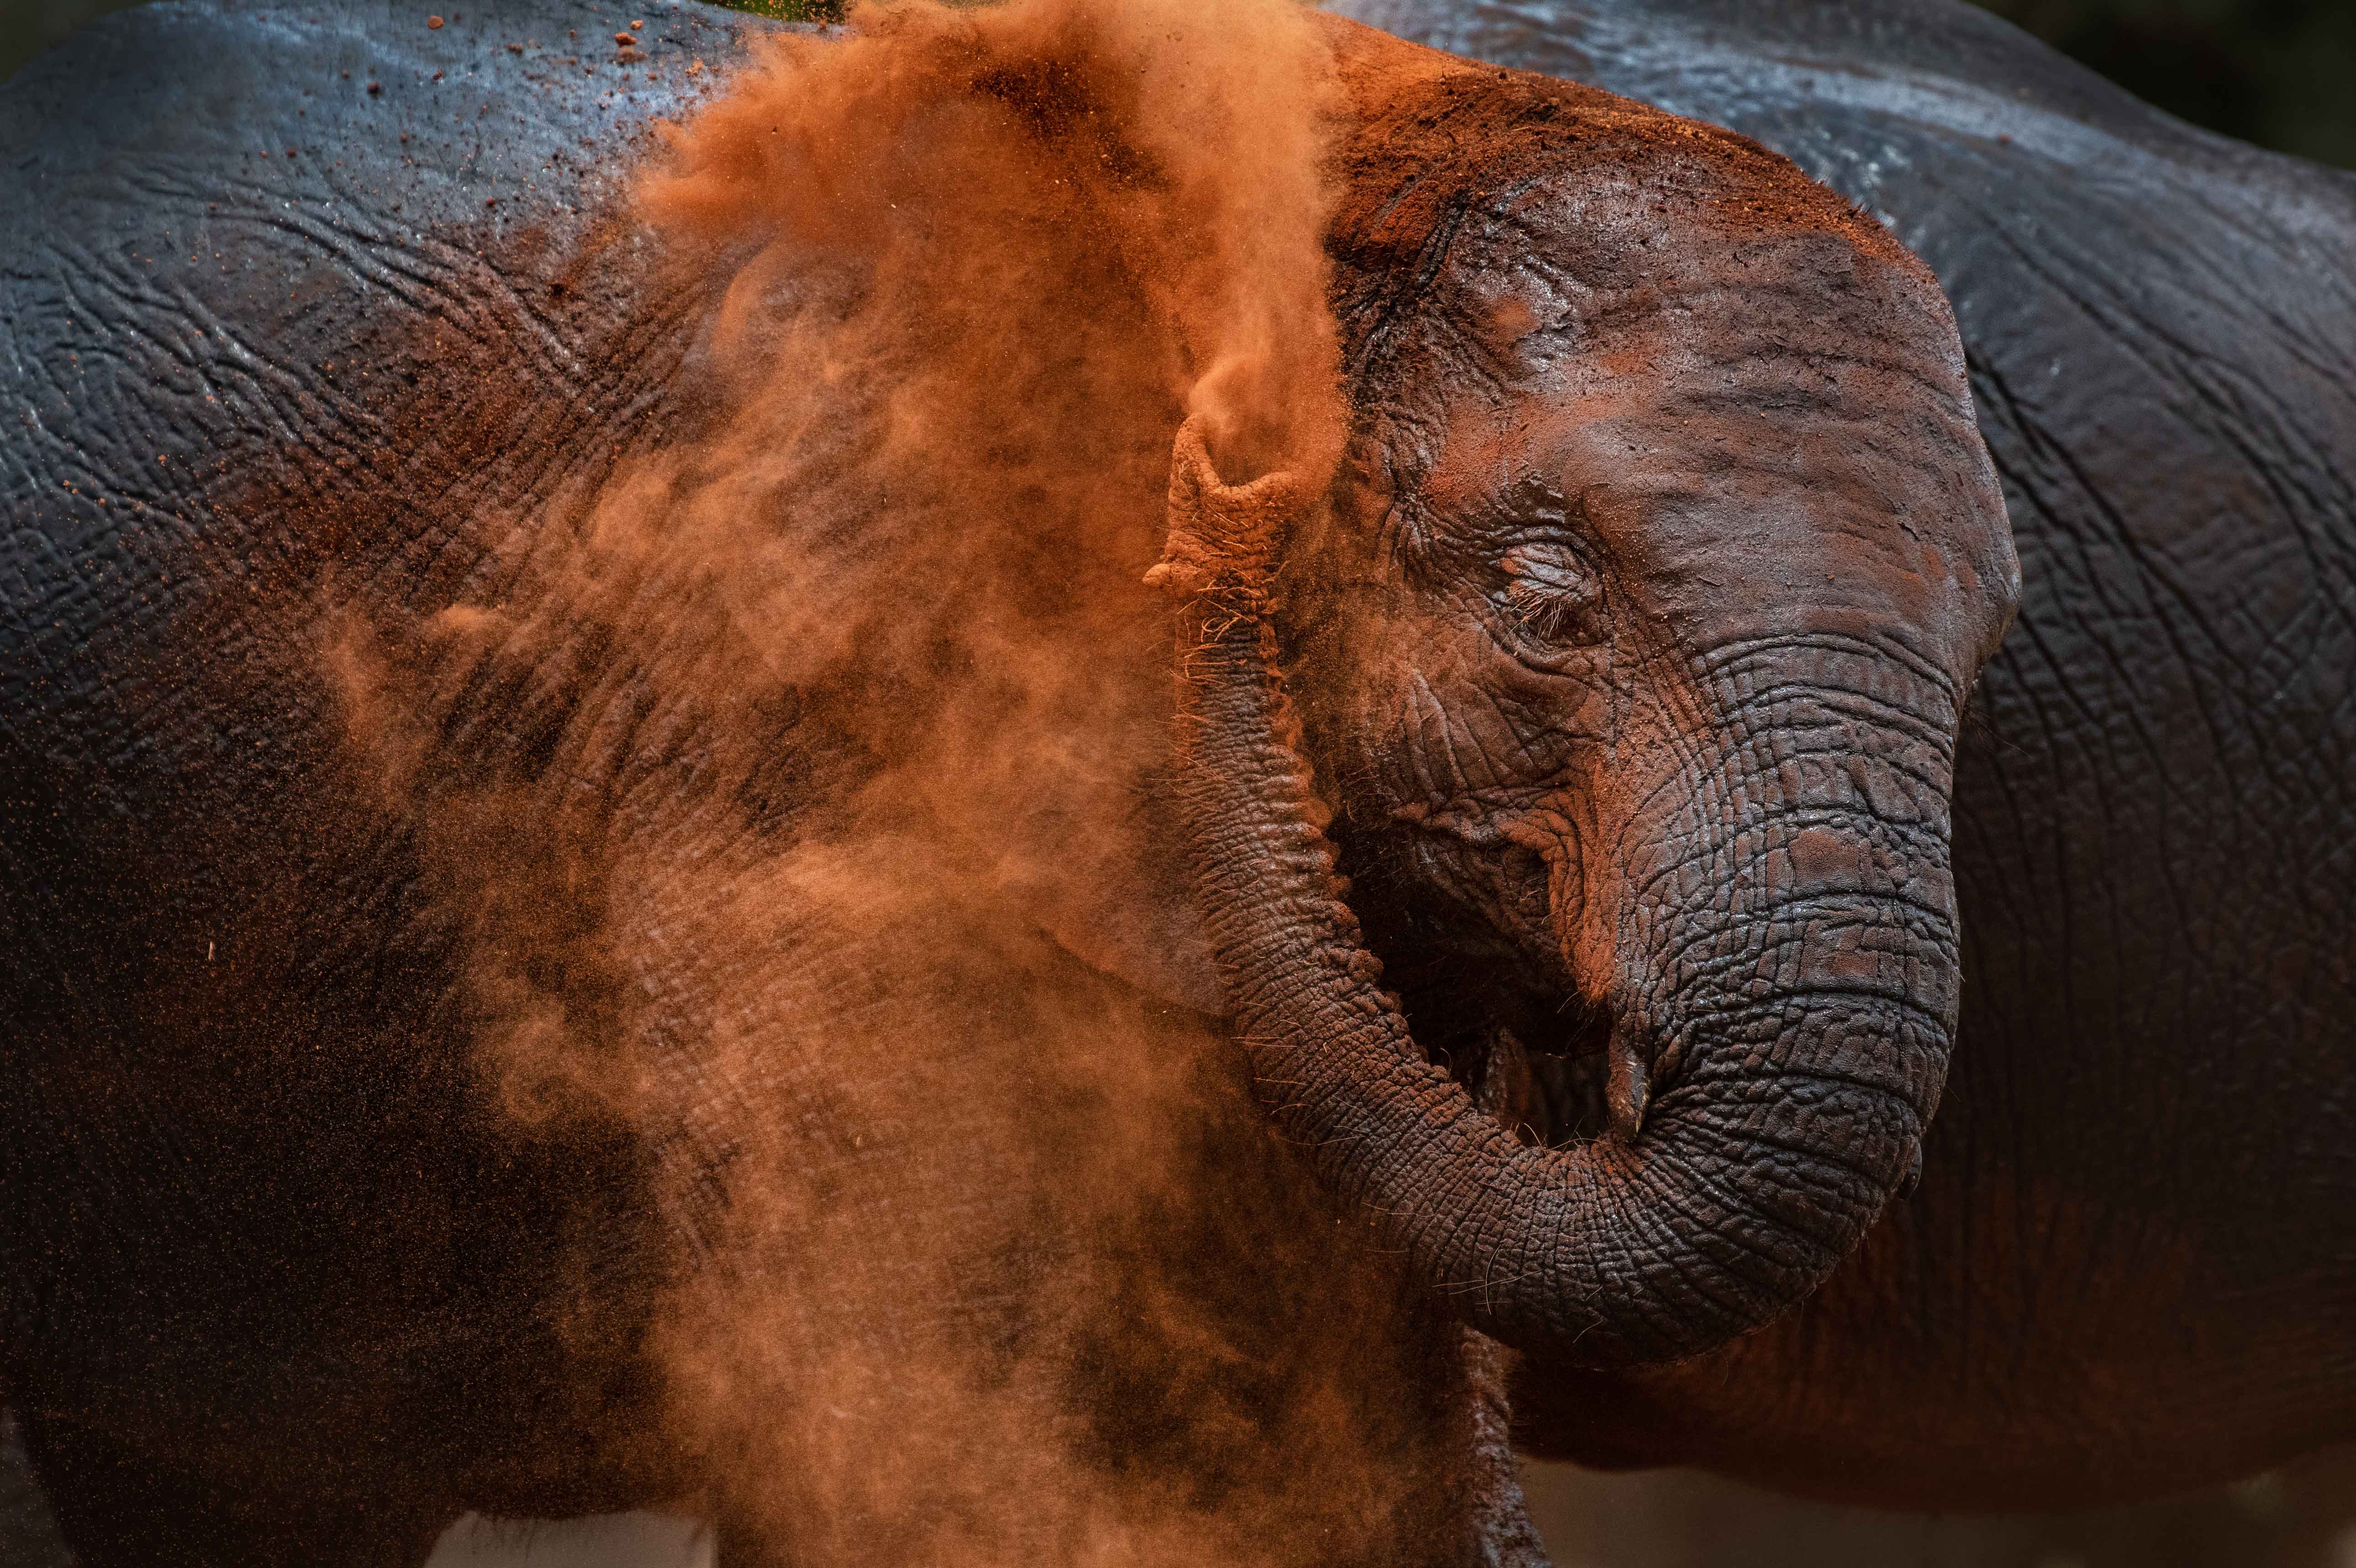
[[1318, 0, 2356, 1510], [0, 0, 2021, 1559], [0, 0, 2332, 1564]]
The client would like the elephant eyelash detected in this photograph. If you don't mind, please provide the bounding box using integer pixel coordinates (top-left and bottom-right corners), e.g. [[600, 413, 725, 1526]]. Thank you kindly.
[[1499, 540, 1605, 647], [1504, 578, 1593, 642]]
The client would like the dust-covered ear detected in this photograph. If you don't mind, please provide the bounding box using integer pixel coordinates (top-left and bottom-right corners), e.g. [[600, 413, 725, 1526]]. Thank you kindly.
[[1031, 763, 1224, 1016]]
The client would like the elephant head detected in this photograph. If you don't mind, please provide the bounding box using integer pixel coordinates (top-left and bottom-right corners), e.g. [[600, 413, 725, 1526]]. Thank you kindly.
[[1145, 34, 2019, 1367]]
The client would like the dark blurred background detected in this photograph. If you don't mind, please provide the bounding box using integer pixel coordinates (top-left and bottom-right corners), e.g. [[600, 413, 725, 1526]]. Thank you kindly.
[[1974, 0, 2355, 166], [5, 0, 2353, 165], [2, 0, 2351, 1563]]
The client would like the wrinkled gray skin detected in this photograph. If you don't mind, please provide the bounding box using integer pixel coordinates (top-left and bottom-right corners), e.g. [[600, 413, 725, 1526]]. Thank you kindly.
[[1333, 0, 2356, 1509]]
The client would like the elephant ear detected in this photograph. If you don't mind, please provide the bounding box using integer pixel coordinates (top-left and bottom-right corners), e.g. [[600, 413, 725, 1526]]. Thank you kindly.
[[1027, 762, 1225, 1015]]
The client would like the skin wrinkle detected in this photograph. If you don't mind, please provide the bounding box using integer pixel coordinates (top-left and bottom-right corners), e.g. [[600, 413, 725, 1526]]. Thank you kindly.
[[1997, 218, 2326, 518], [1618, 1163, 1815, 1336], [1700, 622, 1961, 696], [1642, 867, 1943, 994], [1977, 340, 2239, 726], [1613, 751, 1957, 940], [1985, 361, 2245, 770]]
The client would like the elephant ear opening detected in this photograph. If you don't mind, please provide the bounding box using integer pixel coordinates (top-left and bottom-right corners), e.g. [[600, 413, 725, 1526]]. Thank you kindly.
[[1027, 763, 1225, 1016]]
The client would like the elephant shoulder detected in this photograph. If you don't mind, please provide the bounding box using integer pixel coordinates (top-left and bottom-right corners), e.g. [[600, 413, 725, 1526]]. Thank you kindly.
[[0, 0, 791, 741]]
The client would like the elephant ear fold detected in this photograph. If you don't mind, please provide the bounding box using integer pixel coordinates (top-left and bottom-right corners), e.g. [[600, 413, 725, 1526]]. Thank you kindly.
[[1029, 765, 1225, 1016]]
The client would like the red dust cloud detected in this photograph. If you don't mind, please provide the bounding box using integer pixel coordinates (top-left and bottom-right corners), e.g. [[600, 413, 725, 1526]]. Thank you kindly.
[[325, 0, 1523, 1561]]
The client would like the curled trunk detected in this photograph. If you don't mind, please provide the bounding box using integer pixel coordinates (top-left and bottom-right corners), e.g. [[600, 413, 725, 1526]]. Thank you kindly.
[[1154, 426, 1954, 1366]]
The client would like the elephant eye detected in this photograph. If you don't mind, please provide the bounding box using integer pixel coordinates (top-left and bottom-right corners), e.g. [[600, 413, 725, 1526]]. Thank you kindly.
[[1498, 539, 1606, 651]]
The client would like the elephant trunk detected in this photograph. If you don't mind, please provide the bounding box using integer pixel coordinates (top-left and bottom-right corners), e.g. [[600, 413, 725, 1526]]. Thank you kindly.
[[1157, 429, 1958, 1366]]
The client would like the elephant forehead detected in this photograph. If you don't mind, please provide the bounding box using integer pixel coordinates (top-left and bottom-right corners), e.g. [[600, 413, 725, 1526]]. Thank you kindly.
[[1465, 175, 1964, 379], [1409, 330, 2011, 686], [1576, 453, 2004, 673], [1421, 199, 2017, 673]]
